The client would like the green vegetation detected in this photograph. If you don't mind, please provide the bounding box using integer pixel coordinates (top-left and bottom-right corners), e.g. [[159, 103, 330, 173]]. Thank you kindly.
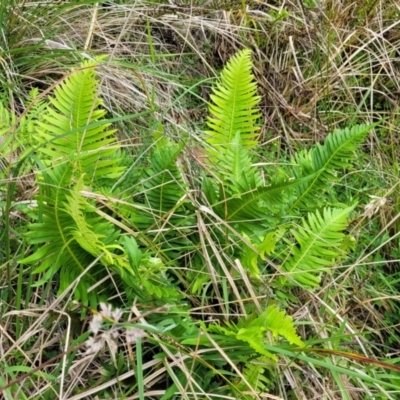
[[1, 1, 400, 399]]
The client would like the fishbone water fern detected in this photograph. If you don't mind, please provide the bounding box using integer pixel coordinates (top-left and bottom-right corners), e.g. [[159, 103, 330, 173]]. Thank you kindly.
[[205, 49, 261, 153], [208, 305, 304, 359], [119, 130, 196, 262], [35, 60, 124, 183], [19, 60, 184, 307], [180, 305, 304, 398], [187, 49, 376, 395], [288, 123, 376, 212], [278, 205, 356, 288], [10, 49, 379, 397], [0, 88, 46, 171], [200, 49, 373, 289], [20, 60, 131, 305]]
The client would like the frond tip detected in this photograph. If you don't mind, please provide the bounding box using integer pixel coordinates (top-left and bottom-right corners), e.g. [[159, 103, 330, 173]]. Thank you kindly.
[[289, 124, 374, 211], [205, 49, 261, 154], [37, 59, 125, 182]]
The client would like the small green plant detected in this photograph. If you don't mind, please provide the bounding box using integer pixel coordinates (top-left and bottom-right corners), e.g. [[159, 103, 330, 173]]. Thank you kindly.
[[195, 49, 373, 292]]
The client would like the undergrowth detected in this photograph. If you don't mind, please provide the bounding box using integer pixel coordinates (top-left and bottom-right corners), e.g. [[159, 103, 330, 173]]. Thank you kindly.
[[1, 1, 400, 399]]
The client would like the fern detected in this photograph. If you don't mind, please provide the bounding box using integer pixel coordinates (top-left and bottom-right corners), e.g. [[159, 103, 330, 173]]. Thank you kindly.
[[142, 137, 186, 216], [238, 363, 271, 400], [0, 89, 47, 178], [213, 131, 261, 193], [20, 164, 127, 301], [209, 305, 304, 360], [0, 100, 17, 167], [21, 164, 98, 304], [237, 306, 304, 352], [130, 135, 196, 258], [204, 49, 262, 200], [205, 175, 314, 236], [205, 49, 261, 152], [202, 51, 371, 239], [63, 176, 124, 266], [241, 228, 285, 281], [200, 50, 370, 296], [288, 124, 373, 211], [20, 60, 127, 305], [201, 49, 293, 236], [123, 236, 182, 302], [36, 59, 124, 183], [224, 176, 312, 222], [279, 205, 355, 288], [20, 88, 47, 150], [5, 45, 382, 399]]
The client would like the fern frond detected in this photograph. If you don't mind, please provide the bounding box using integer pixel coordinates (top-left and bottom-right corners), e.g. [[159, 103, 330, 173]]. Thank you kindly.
[[19, 88, 47, 148], [214, 131, 261, 193], [21, 164, 98, 304], [63, 175, 120, 264], [142, 140, 186, 214], [289, 124, 373, 211], [241, 228, 285, 280], [0, 90, 47, 167], [130, 136, 196, 258], [212, 175, 315, 234], [279, 205, 355, 288], [239, 362, 271, 395], [36, 59, 125, 183], [236, 306, 304, 353], [205, 49, 261, 156], [208, 306, 303, 360], [124, 237, 183, 302]]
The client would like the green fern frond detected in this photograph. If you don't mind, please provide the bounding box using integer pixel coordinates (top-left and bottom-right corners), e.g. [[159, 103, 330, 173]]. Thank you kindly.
[[0, 90, 48, 168], [209, 306, 303, 360], [142, 140, 186, 214], [214, 175, 315, 234], [19, 61, 131, 305], [130, 136, 196, 259], [21, 165, 127, 305], [214, 131, 261, 193], [205, 49, 261, 156], [279, 205, 355, 288], [289, 124, 373, 211], [238, 361, 272, 397], [20, 88, 47, 147], [241, 228, 286, 280], [124, 237, 183, 302], [236, 306, 304, 354], [36, 59, 125, 183], [63, 175, 120, 265], [20, 164, 98, 303]]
